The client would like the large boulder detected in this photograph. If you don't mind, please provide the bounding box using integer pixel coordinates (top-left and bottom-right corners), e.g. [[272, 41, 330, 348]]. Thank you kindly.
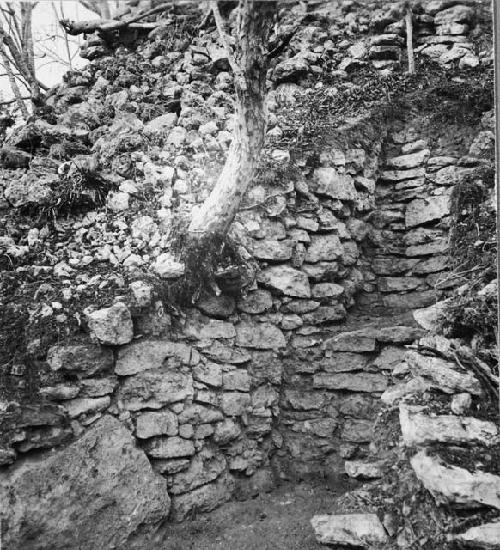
[[0, 415, 170, 550]]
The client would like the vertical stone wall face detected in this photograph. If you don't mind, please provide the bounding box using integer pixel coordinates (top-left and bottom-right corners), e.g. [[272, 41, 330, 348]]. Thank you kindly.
[[4, 114, 482, 522]]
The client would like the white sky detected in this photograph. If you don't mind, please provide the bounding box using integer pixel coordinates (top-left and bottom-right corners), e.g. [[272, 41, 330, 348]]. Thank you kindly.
[[1, 1, 95, 100]]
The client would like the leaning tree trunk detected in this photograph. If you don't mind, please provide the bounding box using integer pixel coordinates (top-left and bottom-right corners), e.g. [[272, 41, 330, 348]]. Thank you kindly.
[[188, 0, 277, 238]]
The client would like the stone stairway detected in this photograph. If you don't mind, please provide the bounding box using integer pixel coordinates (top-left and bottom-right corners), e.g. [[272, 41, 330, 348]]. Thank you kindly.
[[310, 335, 500, 549]]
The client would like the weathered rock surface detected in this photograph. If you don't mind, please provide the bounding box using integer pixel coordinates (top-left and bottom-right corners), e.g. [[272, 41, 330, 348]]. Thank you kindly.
[[411, 450, 500, 509], [115, 340, 193, 376], [47, 344, 113, 376], [86, 302, 133, 345], [448, 520, 500, 549], [257, 265, 311, 297], [313, 372, 387, 393], [0, 416, 169, 550], [400, 404, 499, 447], [235, 321, 286, 349], [405, 350, 482, 395], [170, 473, 235, 522], [116, 369, 193, 410], [344, 460, 385, 479], [405, 195, 450, 228], [311, 513, 388, 547]]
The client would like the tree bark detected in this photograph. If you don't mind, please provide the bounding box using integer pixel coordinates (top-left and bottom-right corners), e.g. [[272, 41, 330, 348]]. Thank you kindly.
[[405, 4, 415, 74], [0, 42, 29, 119], [188, 0, 277, 238]]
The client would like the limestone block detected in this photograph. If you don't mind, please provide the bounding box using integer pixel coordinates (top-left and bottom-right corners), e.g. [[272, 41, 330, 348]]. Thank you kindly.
[[257, 265, 311, 297], [0, 416, 169, 550], [136, 410, 178, 439], [405, 350, 482, 395], [411, 450, 500, 509], [311, 514, 388, 547], [86, 302, 133, 345], [400, 404, 499, 447]]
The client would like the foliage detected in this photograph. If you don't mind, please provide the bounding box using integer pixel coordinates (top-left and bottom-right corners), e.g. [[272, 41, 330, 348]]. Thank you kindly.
[[441, 169, 497, 346], [277, 61, 493, 157]]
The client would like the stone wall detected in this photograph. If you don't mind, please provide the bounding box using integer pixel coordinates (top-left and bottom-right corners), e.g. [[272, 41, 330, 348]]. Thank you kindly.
[[3, 110, 485, 522], [0, 0, 494, 543]]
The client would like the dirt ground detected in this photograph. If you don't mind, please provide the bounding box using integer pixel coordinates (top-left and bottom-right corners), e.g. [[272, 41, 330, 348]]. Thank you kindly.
[[159, 478, 357, 550]]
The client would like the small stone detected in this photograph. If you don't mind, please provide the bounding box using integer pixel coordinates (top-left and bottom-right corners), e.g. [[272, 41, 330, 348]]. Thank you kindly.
[[252, 240, 293, 261], [306, 235, 344, 263], [405, 195, 450, 228], [451, 393, 472, 415], [311, 168, 358, 200], [144, 113, 178, 135], [221, 393, 251, 416], [344, 460, 385, 479], [313, 372, 387, 393], [115, 341, 193, 376], [47, 344, 114, 376], [257, 265, 311, 298], [311, 514, 388, 547], [213, 419, 241, 444], [64, 397, 110, 419], [143, 436, 195, 459], [237, 290, 273, 314], [193, 362, 222, 387], [386, 149, 430, 170], [235, 321, 286, 349], [79, 377, 117, 397], [222, 369, 250, 391], [129, 281, 152, 307], [324, 332, 376, 352], [434, 5, 474, 25], [86, 302, 133, 345], [196, 295, 235, 319], [153, 253, 185, 278], [106, 191, 129, 211], [311, 283, 344, 299], [136, 410, 178, 439], [405, 350, 482, 395]]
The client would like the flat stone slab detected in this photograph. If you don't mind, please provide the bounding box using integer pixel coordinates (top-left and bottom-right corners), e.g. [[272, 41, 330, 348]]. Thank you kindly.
[[411, 450, 500, 509], [381, 377, 431, 405], [323, 332, 376, 352], [405, 350, 482, 395], [311, 513, 388, 547], [448, 520, 500, 549], [344, 460, 386, 479], [400, 404, 499, 447], [314, 372, 387, 393]]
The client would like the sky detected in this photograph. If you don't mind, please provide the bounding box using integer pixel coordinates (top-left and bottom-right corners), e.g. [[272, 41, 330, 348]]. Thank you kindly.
[[1, 0, 95, 101]]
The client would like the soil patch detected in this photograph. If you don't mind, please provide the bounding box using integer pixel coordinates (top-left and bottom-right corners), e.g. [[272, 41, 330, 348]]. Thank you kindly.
[[159, 479, 357, 550]]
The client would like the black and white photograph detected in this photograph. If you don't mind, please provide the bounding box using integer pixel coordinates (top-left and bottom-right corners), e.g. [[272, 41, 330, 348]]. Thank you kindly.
[[0, 1, 499, 548]]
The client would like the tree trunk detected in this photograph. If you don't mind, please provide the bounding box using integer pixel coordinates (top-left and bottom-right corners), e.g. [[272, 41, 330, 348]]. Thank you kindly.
[[188, 0, 277, 238], [405, 6, 415, 74], [0, 42, 29, 119]]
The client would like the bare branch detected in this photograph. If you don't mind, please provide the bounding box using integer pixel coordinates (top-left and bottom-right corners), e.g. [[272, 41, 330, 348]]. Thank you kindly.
[[60, 0, 196, 35]]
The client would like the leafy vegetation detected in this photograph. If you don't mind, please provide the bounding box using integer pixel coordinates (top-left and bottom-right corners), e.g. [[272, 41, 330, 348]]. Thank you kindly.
[[442, 168, 497, 348]]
